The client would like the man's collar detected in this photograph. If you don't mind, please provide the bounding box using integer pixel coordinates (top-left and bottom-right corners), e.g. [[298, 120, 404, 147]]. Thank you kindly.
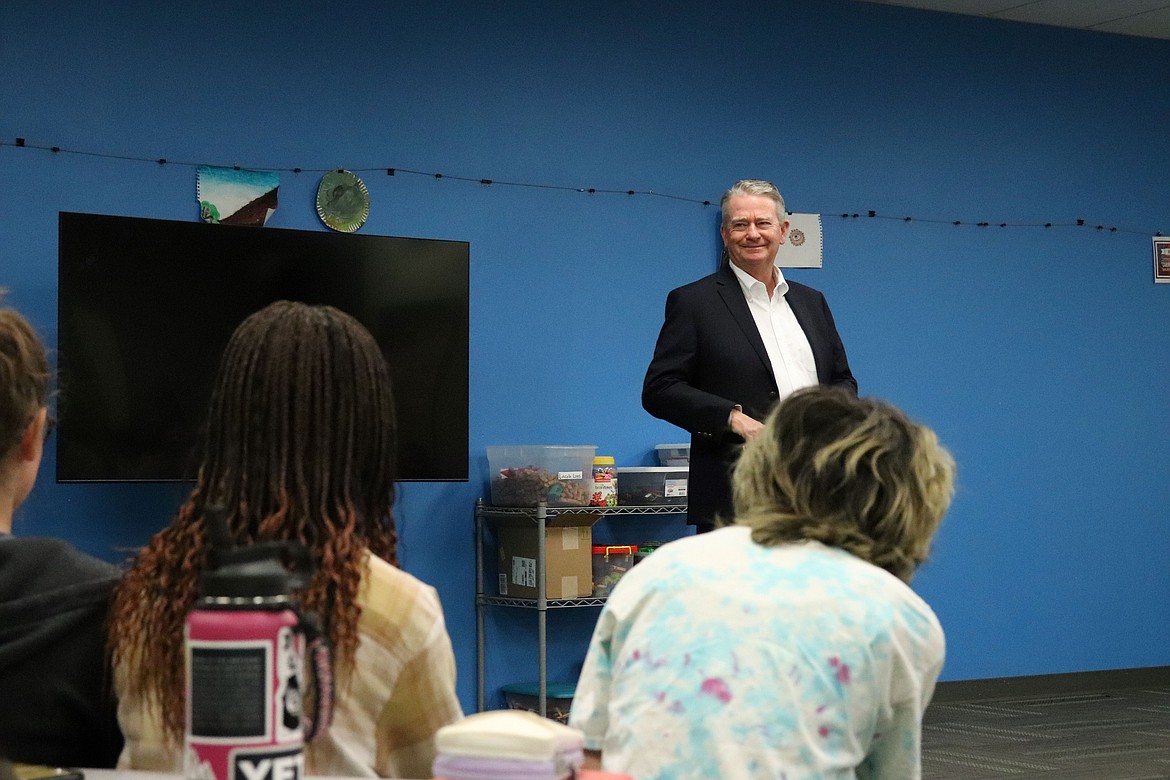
[[729, 261, 789, 297]]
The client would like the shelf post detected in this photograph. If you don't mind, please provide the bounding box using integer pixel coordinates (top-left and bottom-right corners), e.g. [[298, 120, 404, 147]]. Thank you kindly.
[[536, 502, 548, 719], [475, 502, 687, 721]]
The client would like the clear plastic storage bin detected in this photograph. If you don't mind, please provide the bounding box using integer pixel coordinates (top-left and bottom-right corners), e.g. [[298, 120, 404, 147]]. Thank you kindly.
[[655, 443, 691, 466], [591, 545, 637, 597], [502, 680, 576, 724], [616, 466, 688, 506], [487, 445, 598, 507]]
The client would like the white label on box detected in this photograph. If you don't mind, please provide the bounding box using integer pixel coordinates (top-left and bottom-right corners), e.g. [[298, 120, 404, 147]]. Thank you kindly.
[[557, 470, 583, 481], [665, 479, 688, 497], [560, 576, 578, 598], [560, 527, 580, 551], [512, 556, 536, 589], [498, 573, 507, 596]]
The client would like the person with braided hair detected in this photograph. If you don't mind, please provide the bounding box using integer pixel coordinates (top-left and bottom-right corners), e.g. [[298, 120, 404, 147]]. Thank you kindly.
[[570, 385, 955, 780], [110, 300, 462, 776]]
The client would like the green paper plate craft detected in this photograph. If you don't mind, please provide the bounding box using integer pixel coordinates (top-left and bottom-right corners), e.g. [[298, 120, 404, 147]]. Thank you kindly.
[[316, 169, 370, 232]]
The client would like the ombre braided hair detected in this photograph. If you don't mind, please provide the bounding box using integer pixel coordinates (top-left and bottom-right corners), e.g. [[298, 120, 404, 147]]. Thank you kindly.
[[109, 301, 399, 746], [731, 386, 954, 583]]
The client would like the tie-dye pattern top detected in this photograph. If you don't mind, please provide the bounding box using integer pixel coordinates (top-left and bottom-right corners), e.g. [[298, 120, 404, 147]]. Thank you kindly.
[[569, 525, 944, 780]]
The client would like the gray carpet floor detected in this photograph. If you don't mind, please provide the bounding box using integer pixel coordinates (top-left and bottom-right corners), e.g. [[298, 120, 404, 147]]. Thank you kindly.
[[922, 686, 1170, 778]]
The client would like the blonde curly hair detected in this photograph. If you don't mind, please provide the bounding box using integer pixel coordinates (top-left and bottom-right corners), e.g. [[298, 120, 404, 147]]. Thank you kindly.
[[731, 386, 954, 583]]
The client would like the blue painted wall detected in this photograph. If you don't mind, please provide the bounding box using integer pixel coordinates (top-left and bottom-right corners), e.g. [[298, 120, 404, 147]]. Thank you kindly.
[[3, 0, 1168, 715]]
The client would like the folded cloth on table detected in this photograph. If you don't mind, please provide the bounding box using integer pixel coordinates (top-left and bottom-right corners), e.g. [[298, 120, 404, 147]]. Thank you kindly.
[[433, 710, 585, 779]]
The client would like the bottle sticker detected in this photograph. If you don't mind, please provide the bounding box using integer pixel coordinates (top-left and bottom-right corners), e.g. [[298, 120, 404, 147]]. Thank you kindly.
[[275, 626, 303, 743], [228, 744, 304, 780], [189, 641, 269, 738], [589, 486, 617, 507]]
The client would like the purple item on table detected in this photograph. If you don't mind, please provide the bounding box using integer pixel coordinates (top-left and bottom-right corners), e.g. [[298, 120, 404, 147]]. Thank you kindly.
[[432, 749, 584, 780]]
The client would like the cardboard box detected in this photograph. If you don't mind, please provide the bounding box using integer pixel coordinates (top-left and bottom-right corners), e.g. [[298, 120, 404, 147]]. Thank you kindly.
[[496, 511, 597, 599]]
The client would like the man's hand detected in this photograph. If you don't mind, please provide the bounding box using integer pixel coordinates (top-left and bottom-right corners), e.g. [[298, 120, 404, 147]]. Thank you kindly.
[[729, 407, 765, 441]]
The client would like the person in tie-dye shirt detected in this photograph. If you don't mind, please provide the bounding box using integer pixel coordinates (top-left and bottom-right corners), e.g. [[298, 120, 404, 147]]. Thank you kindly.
[[570, 386, 955, 780]]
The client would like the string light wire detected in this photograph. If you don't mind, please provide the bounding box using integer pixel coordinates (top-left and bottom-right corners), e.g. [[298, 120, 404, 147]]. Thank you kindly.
[[2, 137, 1162, 236]]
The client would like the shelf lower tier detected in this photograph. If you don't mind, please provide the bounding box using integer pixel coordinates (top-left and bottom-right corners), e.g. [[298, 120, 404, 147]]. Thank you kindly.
[[479, 503, 687, 518], [478, 595, 608, 609]]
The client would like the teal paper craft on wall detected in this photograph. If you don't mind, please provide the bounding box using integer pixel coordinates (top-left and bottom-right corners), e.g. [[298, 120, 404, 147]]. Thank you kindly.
[[196, 165, 280, 226]]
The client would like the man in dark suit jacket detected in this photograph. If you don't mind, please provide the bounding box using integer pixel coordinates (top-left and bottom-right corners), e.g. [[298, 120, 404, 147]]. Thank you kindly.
[[643, 180, 857, 532]]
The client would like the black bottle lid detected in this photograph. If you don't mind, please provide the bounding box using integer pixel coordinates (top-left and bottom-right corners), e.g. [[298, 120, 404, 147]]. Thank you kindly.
[[198, 506, 312, 599]]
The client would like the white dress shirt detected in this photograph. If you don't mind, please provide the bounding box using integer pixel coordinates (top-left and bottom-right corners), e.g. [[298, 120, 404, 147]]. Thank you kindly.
[[729, 262, 818, 400]]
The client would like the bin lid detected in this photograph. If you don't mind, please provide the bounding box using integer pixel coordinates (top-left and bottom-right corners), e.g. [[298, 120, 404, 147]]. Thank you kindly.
[[591, 545, 638, 555], [502, 680, 577, 698]]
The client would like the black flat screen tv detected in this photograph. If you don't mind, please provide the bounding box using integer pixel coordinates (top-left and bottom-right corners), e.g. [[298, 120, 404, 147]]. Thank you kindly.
[[57, 212, 469, 482]]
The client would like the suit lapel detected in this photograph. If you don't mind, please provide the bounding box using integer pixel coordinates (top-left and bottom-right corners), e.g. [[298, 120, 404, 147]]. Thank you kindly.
[[715, 263, 775, 382]]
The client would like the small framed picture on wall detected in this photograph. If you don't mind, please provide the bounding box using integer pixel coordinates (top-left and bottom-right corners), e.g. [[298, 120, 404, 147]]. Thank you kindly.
[[1155, 236, 1170, 284]]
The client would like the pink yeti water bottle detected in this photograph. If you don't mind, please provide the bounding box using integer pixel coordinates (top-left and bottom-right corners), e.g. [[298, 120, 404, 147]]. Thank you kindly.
[[185, 509, 332, 780]]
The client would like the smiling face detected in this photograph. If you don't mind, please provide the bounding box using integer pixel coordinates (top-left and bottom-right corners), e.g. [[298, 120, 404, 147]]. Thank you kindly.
[[720, 194, 789, 279]]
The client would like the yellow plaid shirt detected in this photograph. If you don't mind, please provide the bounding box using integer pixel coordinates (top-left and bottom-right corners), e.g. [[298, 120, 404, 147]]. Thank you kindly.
[[116, 552, 464, 778]]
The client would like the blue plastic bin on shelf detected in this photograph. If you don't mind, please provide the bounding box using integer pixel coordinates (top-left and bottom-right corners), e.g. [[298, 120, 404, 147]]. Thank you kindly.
[[502, 680, 576, 724]]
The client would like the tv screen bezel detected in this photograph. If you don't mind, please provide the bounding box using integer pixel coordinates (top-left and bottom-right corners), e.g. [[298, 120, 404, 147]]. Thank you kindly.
[[56, 211, 470, 484]]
